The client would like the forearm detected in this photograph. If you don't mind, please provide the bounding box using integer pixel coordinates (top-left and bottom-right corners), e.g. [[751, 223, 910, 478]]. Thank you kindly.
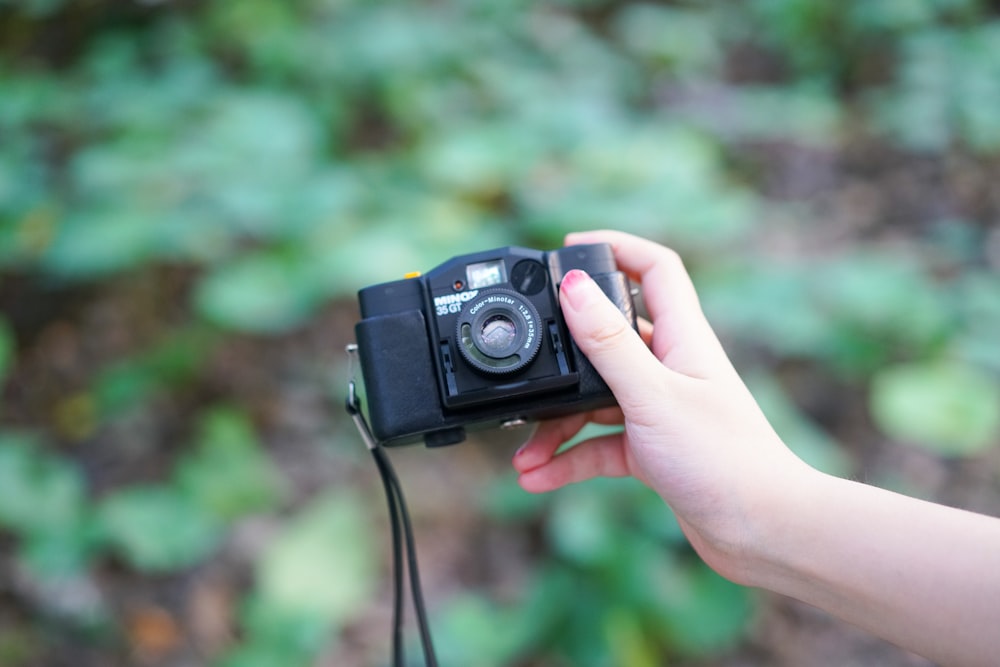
[[747, 470, 1000, 667]]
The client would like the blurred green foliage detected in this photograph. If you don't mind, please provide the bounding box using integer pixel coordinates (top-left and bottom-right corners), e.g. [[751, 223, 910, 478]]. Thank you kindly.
[[0, 432, 97, 575], [218, 492, 377, 667], [440, 475, 752, 666], [871, 360, 1000, 455], [1, 0, 1000, 665]]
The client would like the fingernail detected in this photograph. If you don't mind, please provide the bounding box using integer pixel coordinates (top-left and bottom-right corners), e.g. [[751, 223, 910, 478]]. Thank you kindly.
[[560, 269, 593, 311]]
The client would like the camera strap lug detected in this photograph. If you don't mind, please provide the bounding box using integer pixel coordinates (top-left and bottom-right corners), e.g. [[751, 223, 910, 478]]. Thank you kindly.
[[345, 343, 379, 451]]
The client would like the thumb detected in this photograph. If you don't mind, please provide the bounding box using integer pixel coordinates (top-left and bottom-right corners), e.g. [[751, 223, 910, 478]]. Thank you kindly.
[[559, 269, 667, 408]]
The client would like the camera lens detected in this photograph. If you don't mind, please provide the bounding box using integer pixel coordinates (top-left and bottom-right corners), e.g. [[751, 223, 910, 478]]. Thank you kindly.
[[480, 314, 517, 353], [457, 289, 542, 375]]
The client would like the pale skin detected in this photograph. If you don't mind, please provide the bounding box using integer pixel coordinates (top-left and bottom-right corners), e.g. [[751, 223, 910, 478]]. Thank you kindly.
[[512, 230, 1000, 667]]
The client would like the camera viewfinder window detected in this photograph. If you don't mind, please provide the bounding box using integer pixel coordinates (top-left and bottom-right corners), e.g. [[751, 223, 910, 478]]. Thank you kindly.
[[466, 260, 507, 289]]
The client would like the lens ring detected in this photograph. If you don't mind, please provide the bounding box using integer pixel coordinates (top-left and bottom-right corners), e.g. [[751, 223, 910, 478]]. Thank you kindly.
[[456, 288, 542, 376]]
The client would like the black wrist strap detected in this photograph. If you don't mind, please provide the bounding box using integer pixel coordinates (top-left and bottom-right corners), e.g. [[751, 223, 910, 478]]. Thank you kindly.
[[346, 344, 439, 667]]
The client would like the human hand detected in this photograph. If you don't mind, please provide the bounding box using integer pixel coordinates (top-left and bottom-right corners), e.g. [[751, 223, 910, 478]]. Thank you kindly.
[[512, 231, 1000, 665], [511, 230, 815, 583]]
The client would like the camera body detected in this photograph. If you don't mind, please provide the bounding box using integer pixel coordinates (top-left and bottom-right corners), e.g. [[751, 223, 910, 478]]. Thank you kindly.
[[354, 243, 636, 447]]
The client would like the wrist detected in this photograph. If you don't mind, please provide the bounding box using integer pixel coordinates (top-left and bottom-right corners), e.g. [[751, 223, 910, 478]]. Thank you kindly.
[[730, 460, 832, 590], [672, 450, 825, 589]]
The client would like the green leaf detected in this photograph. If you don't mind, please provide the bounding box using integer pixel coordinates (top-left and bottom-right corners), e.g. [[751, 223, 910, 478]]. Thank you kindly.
[[953, 271, 1000, 373], [604, 607, 660, 667], [819, 252, 953, 348], [701, 252, 955, 372], [40, 210, 155, 279], [3, 0, 67, 18], [434, 595, 535, 667], [546, 484, 621, 566], [874, 24, 1000, 153], [216, 596, 330, 667], [0, 433, 101, 575], [419, 124, 537, 194], [100, 485, 222, 572], [699, 262, 830, 358], [213, 641, 315, 667], [171, 92, 322, 233], [93, 326, 215, 416], [255, 493, 377, 627], [0, 433, 86, 535], [175, 408, 285, 520], [871, 360, 1000, 456], [194, 251, 322, 334], [518, 125, 754, 250], [661, 564, 753, 656], [19, 523, 102, 577], [613, 5, 720, 77]]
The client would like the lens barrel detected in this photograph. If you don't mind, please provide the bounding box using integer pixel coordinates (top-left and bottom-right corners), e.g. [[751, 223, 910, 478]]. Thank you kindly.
[[456, 289, 542, 375]]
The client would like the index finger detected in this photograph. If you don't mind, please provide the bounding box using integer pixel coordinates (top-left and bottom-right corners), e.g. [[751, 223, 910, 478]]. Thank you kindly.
[[565, 230, 698, 324], [564, 230, 731, 379]]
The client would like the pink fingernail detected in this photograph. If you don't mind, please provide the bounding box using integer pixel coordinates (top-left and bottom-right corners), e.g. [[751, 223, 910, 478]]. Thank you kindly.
[[560, 269, 591, 309]]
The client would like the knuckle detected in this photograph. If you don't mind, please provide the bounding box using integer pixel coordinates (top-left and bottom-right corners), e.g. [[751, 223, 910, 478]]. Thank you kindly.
[[657, 245, 685, 272], [586, 314, 633, 351]]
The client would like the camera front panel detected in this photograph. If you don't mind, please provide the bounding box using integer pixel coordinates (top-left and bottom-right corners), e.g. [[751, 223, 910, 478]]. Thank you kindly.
[[422, 247, 580, 410]]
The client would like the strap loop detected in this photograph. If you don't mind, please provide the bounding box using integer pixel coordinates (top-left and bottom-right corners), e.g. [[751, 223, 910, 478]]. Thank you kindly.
[[345, 343, 378, 451]]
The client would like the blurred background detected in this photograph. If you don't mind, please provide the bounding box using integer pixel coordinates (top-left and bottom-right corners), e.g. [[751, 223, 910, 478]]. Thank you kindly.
[[1, 0, 999, 665]]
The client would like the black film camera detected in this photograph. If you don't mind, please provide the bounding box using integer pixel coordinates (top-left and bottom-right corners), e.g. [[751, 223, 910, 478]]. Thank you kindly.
[[353, 243, 636, 447]]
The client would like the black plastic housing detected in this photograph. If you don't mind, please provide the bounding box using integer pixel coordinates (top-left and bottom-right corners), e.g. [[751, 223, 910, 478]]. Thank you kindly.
[[354, 243, 636, 447]]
